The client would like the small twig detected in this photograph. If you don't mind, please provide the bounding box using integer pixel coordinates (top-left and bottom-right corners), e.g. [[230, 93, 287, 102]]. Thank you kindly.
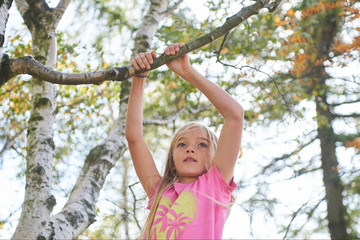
[[128, 182, 143, 230], [215, 31, 230, 63], [160, 0, 184, 17]]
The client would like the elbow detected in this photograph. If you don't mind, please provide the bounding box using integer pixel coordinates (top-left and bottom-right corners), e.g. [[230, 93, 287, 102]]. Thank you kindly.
[[125, 123, 143, 144], [229, 103, 244, 122], [125, 125, 136, 143]]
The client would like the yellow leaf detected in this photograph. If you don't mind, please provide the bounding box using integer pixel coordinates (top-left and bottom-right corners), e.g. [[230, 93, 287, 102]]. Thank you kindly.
[[274, 16, 281, 23], [286, 9, 295, 17], [220, 47, 229, 55]]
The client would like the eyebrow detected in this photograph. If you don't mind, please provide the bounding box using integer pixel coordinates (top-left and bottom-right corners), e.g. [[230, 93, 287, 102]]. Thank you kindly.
[[177, 137, 210, 143]]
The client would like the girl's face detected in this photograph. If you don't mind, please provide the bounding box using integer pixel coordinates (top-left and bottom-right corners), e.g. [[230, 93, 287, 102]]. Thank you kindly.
[[172, 127, 211, 183]]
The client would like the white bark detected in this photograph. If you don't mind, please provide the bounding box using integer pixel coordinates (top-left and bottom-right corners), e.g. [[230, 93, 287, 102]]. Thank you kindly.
[[12, 0, 68, 239]]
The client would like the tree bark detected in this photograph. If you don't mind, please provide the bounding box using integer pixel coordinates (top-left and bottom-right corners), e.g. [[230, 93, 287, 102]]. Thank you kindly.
[[0, 0, 13, 86], [313, 11, 348, 240], [12, 0, 69, 239]]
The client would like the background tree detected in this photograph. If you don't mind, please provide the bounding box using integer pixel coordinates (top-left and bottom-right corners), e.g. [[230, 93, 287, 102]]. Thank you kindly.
[[218, 0, 359, 238]]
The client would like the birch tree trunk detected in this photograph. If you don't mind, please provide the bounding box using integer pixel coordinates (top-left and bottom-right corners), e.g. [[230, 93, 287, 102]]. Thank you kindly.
[[12, 0, 70, 238], [0, 0, 13, 84]]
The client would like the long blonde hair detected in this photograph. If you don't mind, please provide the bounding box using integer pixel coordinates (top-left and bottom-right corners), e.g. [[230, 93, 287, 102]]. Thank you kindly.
[[140, 122, 218, 239]]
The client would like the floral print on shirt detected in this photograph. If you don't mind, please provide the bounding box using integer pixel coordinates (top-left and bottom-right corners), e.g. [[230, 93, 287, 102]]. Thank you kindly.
[[151, 190, 198, 239]]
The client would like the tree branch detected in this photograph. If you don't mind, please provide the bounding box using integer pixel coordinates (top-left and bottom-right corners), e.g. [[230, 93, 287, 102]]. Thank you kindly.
[[6, 55, 129, 86], [2, 0, 278, 87], [329, 98, 360, 107], [53, 0, 71, 23], [283, 197, 325, 239], [160, 0, 184, 17], [0, 126, 27, 162], [261, 133, 318, 175], [333, 112, 360, 118], [24, 0, 49, 12], [143, 108, 186, 125]]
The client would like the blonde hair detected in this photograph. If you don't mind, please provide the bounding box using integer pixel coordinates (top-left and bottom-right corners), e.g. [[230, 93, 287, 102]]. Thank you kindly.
[[140, 122, 218, 239]]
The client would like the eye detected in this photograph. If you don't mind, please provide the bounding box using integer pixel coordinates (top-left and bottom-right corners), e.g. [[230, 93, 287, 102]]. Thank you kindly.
[[198, 143, 207, 148], [177, 143, 186, 148]]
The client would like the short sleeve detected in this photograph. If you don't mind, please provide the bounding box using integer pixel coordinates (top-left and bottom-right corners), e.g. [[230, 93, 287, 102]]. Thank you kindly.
[[201, 165, 237, 199]]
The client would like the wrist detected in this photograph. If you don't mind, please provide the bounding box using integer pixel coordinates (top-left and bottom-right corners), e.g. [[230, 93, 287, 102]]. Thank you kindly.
[[134, 74, 148, 78]]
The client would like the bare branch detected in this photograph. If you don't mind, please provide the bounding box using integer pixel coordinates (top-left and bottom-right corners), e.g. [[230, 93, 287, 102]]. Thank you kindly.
[[261, 134, 318, 175], [0, 126, 27, 161], [143, 108, 186, 125], [160, 0, 184, 17], [143, 105, 211, 126], [283, 197, 325, 239], [128, 182, 144, 230]]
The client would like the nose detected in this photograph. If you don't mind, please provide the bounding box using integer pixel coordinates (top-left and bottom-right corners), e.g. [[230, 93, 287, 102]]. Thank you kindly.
[[186, 145, 195, 153]]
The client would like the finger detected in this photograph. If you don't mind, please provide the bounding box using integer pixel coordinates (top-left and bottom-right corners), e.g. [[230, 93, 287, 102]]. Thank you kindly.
[[135, 54, 148, 69], [174, 43, 182, 52], [131, 58, 141, 70], [167, 44, 175, 55], [145, 51, 155, 67], [164, 46, 171, 56], [151, 50, 157, 58], [140, 53, 152, 70]]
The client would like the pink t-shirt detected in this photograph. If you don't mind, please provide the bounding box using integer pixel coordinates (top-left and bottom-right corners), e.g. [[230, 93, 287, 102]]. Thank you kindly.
[[147, 165, 236, 239]]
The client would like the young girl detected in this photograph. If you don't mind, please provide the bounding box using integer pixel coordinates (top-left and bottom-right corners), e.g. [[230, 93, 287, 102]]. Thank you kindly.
[[125, 43, 244, 239]]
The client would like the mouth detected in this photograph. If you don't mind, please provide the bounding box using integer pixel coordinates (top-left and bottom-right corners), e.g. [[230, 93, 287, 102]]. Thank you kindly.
[[184, 157, 197, 163]]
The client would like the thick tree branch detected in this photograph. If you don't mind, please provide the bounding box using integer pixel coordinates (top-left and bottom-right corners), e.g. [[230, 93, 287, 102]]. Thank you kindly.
[[24, 0, 49, 12], [6, 55, 129, 86], [329, 98, 360, 107], [2, 0, 280, 87], [53, 0, 71, 23]]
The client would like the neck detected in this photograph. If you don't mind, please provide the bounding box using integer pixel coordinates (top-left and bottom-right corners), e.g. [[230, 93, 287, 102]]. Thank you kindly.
[[178, 176, 198, 184]]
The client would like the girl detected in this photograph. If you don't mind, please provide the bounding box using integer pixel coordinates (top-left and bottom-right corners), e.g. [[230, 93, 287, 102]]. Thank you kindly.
[[125, 43, 244, 239]]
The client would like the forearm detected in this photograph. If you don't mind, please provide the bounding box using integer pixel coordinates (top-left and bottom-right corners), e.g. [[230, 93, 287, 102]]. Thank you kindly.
[[125, 77, 146, 142], [177, 66, 244, 120]]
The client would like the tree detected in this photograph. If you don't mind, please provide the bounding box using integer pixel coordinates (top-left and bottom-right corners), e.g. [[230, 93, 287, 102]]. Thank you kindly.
[[1, 0, 280, 238], [221, 0, 359, 238]]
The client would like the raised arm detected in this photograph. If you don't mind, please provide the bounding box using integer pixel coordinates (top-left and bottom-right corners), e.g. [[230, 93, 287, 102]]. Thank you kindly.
[[125, 51, 161, 197], [165, 43, 244, 184]]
